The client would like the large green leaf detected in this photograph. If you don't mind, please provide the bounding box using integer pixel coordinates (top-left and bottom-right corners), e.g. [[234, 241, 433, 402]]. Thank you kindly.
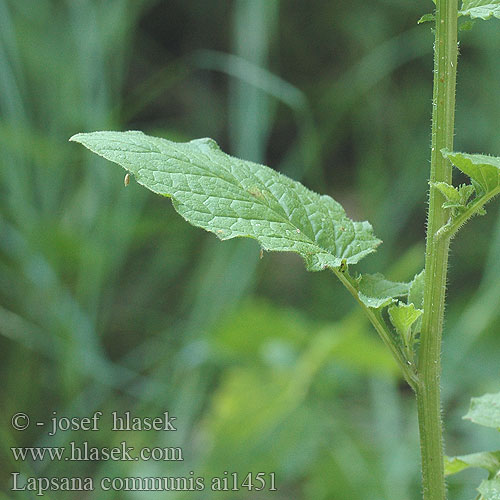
[[445, 451, 500, 476], [460, 0, 500, 20], [70, 131, 381, 271], [478, 478, 500, 500], [464, 391, 500, 429]]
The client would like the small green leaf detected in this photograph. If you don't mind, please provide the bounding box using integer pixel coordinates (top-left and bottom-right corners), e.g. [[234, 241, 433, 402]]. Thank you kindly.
[[458, 184, 476, 204], [437, 151, 500, 231], [70, 131, 381, 272], [418, 13, 436, 24], [478, 478, 500, 500], [460, 0, 500, 20], [357, 273, 410, 309], [388, 303, 423, 347], [433, 181, 477, 216], [432, 181, 461, 204], [408, 270, 425, 336], [445, 451, 500, 476], [408, 270, 425, 309], [464, 391, 500, 429], [442, 150, 500, 194]]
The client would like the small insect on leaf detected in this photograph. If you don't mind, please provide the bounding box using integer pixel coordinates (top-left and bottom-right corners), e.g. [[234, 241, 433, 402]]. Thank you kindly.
[[124, 173, 131, 186], [259, 248, 264, 259]]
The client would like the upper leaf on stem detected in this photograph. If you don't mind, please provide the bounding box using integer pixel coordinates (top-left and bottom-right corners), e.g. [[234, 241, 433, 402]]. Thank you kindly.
[[436, 150, 500, 238]]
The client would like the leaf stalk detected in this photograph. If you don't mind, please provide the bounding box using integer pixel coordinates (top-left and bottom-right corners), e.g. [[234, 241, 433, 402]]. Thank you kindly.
[[332, 269, 419, 391]]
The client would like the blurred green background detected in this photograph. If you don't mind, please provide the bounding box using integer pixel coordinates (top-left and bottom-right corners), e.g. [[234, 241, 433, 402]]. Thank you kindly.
[[1, 1, 499, 498]]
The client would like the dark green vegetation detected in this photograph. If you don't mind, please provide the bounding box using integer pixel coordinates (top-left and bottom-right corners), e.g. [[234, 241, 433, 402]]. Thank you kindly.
[[1, 1, 500, 499]]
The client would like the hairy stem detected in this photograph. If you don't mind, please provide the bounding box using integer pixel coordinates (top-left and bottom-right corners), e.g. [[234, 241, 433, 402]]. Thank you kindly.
[[417, 1, 458, 499]]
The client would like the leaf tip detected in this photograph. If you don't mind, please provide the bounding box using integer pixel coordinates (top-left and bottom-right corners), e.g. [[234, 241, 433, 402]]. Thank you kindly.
[[418, 13, 436, 24], [69, 133, 82, 143]]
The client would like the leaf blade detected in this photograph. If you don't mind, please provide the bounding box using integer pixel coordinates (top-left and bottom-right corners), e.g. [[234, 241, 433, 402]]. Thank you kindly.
[[445, 451, 500, 476], [478, 478, 500, 500], [442, 150, 500, 195], [70, 131, 381, 271], [388, 303, 423, 342], [432, 181, 462, 204], [464, 391, 500, 429], [408, 270, 425, 309], [357, 273, 410, 309], [436, 150, 500, 238], [460, 0, 500, 20]]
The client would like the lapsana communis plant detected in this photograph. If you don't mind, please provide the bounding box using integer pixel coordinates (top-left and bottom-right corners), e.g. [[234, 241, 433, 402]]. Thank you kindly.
[[71, 1, 500, 498]]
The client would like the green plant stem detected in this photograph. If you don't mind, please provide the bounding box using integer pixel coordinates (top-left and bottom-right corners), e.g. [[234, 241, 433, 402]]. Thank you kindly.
[[417, 1, 458, 499], [332, 269, 419, 391]]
